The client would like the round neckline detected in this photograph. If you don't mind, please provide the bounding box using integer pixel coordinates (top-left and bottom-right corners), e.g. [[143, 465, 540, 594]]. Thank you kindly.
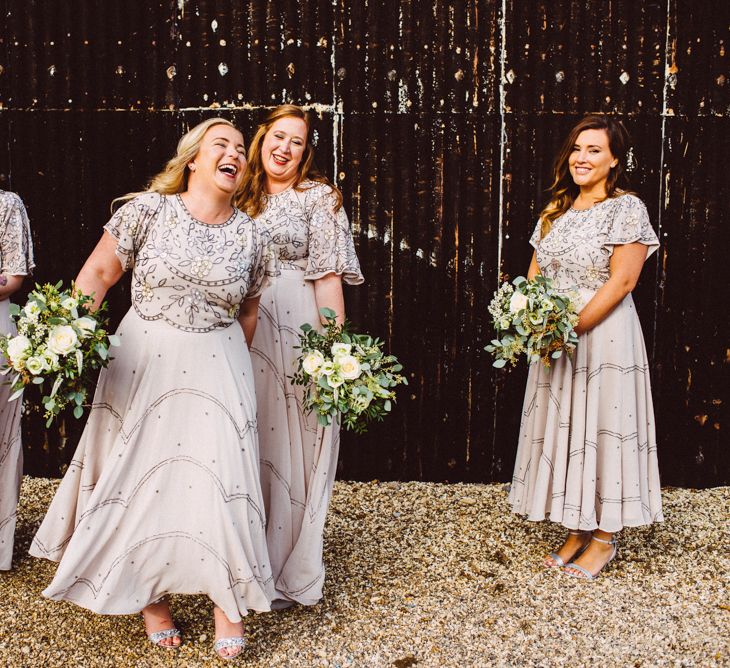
[[569, 197, 611, 213], [264, 183, 296, 199], [175, 194, 238, 227]]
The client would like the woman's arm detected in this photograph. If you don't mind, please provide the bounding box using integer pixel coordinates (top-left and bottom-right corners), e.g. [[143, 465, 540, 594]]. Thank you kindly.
[[74, 232, 126, 309], [574, 242, 648, 335], [313, 273, 346, 325], [527, 251, 540, 280], [238, 296, 261, 346], [0, 274, 26, 301]]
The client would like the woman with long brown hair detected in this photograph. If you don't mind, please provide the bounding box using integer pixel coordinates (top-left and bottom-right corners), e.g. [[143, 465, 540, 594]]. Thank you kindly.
[[30, 118, 276, 659], [508, 115, 663, 580], [238, 105, 363, 607]]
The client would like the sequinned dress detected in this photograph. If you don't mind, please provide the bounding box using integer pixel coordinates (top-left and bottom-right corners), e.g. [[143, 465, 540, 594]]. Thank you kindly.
[[30, 193, 277, 621], [251, 181, 363, 606], [509, 194, 663, 532], [0, 191, 35, 570]]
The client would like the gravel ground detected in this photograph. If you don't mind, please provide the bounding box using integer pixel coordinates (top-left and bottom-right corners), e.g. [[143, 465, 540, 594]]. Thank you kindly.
[[0, 477, 728, 667]]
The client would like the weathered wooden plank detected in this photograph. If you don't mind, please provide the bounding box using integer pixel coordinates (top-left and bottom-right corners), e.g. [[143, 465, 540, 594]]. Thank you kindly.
[[3, 1, 175, 110], [652, 116, 729, 487], [173, 0, 335, 108], [335, 0, 499, 114]]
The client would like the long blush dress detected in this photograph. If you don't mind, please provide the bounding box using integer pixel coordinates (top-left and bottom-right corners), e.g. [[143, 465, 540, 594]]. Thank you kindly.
[[251, 181, 363, 606], [30, 193, 277, 621], [0, 191, 34, 570], [509, 194, 663, 533]]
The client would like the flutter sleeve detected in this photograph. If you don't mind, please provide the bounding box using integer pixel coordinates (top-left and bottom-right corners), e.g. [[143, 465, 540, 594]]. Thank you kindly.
[[305, 185, 364, 285], [103, 193, 163, 271], [529, 219, 542, 249], [245, 224, 280, 299], [0, 192, 35, 275], [603, 195, 659, 259]]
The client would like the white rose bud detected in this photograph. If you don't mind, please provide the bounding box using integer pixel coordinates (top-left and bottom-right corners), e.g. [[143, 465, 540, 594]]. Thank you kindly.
[[74, 316, 97, 337], [47, 325, 79, 356], [337, 355, 362, 380], [25, 356, 45, 375], [6, 335, 32, 364], [42, 350, 60, 371], [24, 302, 42, 320], [509, 291, 529, 313], [60, 296, 79, 310], [331, 342, 352, 358], [302, 350, 325, 376]]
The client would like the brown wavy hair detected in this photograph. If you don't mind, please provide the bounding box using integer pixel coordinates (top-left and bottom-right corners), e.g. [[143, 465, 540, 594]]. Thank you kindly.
[[539, 114, 633, 238], [236, 104, 342, 218], [112, 117, 242, 210]]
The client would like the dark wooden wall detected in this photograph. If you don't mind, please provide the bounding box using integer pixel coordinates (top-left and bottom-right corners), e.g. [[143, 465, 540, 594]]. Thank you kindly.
[[0, 1, 727, 486]]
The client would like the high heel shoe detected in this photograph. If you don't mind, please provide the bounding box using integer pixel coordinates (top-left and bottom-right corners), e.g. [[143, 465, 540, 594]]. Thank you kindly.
[[214, 636, 246, 660], [563, 535, 618, 580], [142, 598, 182, 649], [545, 530, 590, 568]]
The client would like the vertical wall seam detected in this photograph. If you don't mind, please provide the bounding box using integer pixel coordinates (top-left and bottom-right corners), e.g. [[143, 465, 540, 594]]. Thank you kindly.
[[652, 0, 673, 362]]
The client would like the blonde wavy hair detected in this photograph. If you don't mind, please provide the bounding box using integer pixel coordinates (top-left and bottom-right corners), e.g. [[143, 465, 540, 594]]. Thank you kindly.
[[236, 104, 342, 218], [539, 114, 633, 238], [112, 117, 242, 210]]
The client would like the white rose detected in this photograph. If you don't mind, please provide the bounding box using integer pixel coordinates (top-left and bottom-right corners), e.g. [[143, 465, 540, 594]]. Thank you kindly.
[[42, 350, 60, 371], [25, 356, 45, 375], [74, 316, 97, 337], [337, 355, 361, 380], [60, 296, 78, 310], [47, 325, 79, 356], [331, 342, 352, 358], [509, 291, 529, 313], [6, 335, 32, 364], [302, 350, 325, 375]]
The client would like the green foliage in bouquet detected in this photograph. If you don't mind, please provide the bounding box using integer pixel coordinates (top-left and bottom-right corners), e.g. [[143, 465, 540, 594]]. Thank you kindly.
[[0, 281, 120, 426], [484, 275, 580, 368], [291, 308, 408, 434]]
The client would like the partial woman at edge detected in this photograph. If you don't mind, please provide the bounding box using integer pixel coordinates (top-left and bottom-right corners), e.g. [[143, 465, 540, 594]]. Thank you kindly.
[[0, 190, 34, 571]]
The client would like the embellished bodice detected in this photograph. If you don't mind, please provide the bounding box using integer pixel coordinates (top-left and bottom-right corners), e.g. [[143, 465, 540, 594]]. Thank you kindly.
[[0, 190, 35, 276], [104, 193, 276, 332], [256, 181, 364, 284], [531, 194, 659, 304]]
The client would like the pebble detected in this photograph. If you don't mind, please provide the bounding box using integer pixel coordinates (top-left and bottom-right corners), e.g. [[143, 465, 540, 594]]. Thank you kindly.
[[0, 477, 727, 667]]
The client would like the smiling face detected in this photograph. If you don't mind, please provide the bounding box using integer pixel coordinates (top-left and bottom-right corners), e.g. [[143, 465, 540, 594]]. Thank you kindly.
[[261, 116, 308, 192], [568, 128, 618, 195], [188, 124, 246, 197]]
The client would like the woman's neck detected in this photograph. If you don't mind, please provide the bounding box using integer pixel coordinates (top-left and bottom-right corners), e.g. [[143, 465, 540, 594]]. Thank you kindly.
[[265, 175, 297, 195], [575, 182, 608, 208], [180, 188, 233, 224]]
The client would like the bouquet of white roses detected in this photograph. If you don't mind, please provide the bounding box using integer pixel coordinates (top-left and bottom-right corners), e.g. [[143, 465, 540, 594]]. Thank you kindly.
[[291, 308, 408, 434], [0, 281, 120, 426], [484, 275, 580, 368]]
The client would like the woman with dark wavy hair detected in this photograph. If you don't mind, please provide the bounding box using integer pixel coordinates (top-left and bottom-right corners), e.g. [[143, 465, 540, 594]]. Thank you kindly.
[[508, 115, 663, 580], [238, 105, 363, 608]]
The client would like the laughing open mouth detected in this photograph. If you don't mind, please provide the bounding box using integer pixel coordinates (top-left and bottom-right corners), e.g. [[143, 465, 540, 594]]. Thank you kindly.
[[218, 164, 238, 176]]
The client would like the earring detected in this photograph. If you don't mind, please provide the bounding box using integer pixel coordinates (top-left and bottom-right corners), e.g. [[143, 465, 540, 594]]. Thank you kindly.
[[189, 163, 196, 171]]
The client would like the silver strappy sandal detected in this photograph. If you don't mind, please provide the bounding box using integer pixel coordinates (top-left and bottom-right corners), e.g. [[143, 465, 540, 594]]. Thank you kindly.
[[214, 636, 246, 660], [545, 530, 590, 568], [563, 534, 618, 580], [148, 627, 182, 649]]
